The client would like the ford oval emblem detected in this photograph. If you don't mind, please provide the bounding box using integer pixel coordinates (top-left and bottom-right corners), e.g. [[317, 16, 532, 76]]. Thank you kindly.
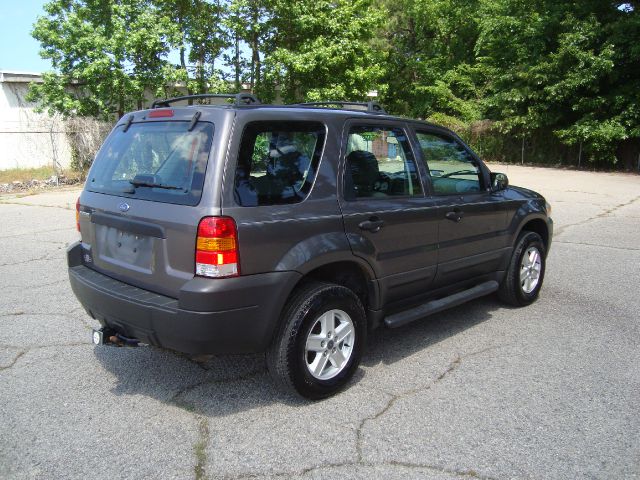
[[118, 202, 130, 212]]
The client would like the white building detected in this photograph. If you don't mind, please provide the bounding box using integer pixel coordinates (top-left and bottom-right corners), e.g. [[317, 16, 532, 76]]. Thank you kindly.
[[0, 70, 73, 171], [0, 70, 264, 172]]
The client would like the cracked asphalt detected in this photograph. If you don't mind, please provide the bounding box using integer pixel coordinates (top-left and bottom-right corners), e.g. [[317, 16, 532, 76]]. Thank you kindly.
[[1, 166, 639, 480]]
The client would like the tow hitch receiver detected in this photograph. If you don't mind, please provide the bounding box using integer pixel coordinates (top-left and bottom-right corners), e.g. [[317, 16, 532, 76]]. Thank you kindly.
[[92, 328, 140, 347]]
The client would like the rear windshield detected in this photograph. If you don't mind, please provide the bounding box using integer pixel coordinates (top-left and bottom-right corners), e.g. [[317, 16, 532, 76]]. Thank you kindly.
[[87, 121, 214, 206]]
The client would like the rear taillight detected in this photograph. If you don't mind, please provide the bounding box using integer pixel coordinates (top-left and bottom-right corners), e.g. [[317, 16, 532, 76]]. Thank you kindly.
[[75, 197, 81, 232], [195, 216, 239, 278]]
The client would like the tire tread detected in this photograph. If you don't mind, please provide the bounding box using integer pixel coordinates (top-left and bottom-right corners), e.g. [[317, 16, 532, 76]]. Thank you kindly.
[[498, 231, 545, 307], [266, 280, 365, 399]]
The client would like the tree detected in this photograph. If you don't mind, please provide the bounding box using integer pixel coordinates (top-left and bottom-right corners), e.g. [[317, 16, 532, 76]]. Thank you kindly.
[[226, 0, 273, 93], [259, 0, 386, 103], [475, 0, 640, 164], [28, 0, 179, 118], [378, 0, 485, 122]]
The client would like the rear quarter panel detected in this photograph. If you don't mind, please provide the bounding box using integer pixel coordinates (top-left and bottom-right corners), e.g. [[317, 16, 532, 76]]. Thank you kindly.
[[220, 110, 355, 277]]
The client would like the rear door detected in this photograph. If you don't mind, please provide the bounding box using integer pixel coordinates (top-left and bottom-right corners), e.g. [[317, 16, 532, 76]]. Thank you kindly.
[[77, 109, 230, 299], [413, 128, 510, 287], [339, 120, 439, 306]]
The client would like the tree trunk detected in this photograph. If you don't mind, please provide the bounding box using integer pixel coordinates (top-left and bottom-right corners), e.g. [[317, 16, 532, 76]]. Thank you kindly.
[[250, 5, 259, 92], [235, 32, 241, 91]]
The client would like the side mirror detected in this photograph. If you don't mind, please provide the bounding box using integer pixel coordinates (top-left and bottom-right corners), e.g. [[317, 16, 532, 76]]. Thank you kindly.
[[490, 172, 509, 191]]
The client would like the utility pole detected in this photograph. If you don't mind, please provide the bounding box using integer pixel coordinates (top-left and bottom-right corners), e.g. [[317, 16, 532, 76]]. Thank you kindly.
[[578, 141, 582, 169]]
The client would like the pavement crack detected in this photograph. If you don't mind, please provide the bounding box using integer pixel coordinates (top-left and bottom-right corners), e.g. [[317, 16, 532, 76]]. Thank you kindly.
[[0, 253, 58, 267], [385, 460, 498, 479], [223, 459, 497, 480], [555, 194, 640, 237], [0, 350, 26, 371], [0, 342, 88, 349], [555, 240, 640, 251], [355, 344, 506, 463], [217, 346, 506, 480], [0, 343, 90, 373], [169, 368, 266, 412], [0, 311, 26, 317], [194, 416, 210, 480], [0, 201, 74, 211], [0, 227, 73, 239], [0, 311, 77, 318], [355, 354, 462, 462]]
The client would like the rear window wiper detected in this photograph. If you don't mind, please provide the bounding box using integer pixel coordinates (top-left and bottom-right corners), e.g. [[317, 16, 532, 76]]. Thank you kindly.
[[129, 180, 184, 190]]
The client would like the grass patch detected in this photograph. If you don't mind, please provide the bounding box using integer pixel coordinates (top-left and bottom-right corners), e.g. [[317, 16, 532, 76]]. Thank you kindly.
[[0, 166, 55, 183], [0, 166, 82, 184]]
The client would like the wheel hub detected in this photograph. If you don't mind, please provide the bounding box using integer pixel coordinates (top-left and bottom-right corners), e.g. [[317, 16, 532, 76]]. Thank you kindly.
[[520, 246, 542, 294], [304, 309, 355, 380]]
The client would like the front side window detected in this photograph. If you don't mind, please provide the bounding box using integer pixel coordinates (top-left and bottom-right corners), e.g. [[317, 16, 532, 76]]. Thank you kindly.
[[416, 132, 482, 195], [88, 121, 214, 206], [234, 121, 325, 206], [345, 125, 422, 199]]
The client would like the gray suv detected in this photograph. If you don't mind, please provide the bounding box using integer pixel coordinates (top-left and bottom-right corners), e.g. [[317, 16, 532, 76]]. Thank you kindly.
[[68, 94, 553, 399]]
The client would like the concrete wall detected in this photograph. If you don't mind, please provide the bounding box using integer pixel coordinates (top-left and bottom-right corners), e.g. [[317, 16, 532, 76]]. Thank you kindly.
[[0, 71, 261, 172], [0, 72, 72, 171]]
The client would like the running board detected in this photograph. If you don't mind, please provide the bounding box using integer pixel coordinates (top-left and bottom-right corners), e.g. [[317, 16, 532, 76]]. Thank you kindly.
[[384, 280, 499, 329]]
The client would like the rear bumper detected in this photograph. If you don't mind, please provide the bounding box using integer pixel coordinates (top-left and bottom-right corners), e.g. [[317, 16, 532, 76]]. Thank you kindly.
[[67, 242, 301, 355]]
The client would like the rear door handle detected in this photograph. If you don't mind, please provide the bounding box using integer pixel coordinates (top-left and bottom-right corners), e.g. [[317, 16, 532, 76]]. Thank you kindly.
[[445, 209, 464, 222], [358, 217, 385, 233]]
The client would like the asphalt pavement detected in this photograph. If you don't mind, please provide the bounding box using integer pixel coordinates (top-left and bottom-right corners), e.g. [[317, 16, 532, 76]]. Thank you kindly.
[[1, 166, 639, 480]]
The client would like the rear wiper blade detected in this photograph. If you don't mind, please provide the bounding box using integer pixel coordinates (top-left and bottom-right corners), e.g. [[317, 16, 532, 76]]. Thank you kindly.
[[129, 180, 184, 190]]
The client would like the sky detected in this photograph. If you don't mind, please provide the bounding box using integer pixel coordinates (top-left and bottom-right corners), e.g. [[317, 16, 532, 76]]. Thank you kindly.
[[3, 1, 632, 75], [0, 0, 235, 75], [0, 1, 52, 73]]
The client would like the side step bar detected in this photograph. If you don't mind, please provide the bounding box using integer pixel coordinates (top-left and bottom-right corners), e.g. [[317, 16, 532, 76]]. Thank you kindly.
[[384, 280, 499, 329]]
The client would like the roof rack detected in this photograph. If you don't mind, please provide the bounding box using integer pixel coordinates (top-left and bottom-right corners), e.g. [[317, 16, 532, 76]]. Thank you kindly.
[[292, 101, 386, 113], [151, 93, 261, 108]]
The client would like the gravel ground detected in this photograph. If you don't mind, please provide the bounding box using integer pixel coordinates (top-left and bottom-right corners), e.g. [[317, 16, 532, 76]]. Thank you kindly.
[[1, 166, 639, 480]]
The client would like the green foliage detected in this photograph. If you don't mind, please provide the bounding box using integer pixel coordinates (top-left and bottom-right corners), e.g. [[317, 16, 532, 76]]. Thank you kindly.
[[473, 0, 639, 164], [259, 0, 386, 103], [29, 0, 639, 168], [28, 0, 180, 119]]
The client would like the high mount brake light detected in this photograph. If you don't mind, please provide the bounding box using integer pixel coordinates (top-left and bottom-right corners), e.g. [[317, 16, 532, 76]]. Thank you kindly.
[[148, 109, 174, 118], [195, 216, 239, 278]]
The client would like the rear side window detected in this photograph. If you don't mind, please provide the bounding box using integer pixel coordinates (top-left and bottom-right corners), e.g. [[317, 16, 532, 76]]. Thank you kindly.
[[416, 132, 482, 195], [88, 121, 214, 206], [234, 121, 325, 206], [345, 125, 422, 199]]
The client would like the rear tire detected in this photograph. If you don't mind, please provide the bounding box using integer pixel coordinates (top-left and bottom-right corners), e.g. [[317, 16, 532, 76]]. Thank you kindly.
[[266, 281, 366, 400], [499, 231, 546, 307]]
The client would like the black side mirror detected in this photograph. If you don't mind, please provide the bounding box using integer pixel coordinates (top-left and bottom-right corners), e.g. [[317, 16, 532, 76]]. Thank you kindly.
[[490, 172, 509, 191]]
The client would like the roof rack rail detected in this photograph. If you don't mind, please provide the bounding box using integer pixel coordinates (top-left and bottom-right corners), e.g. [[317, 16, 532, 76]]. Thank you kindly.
[[151, 93, 261, 108], [292, 101, 386, 113]]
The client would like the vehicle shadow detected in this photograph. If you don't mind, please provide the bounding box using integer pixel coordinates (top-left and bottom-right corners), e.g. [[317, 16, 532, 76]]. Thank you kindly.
[[363, 295, 501, 367], [94, 295, 502, 417]]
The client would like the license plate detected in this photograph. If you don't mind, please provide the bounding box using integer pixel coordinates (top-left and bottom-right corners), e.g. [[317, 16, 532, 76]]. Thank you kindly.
[[96, 226, 153, 270]]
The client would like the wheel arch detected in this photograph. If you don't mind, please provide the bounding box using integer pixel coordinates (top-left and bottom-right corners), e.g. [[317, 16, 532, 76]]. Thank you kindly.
[[517, 216, 550, 253], [269, 257, 381, 344]]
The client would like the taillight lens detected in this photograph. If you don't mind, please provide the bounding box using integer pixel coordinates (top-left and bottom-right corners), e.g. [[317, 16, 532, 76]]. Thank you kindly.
[[195, 216, 239, 278], [75, 197, 81, 232]]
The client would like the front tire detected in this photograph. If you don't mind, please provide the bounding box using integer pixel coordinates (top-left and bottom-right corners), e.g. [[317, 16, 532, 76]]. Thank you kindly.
[[499, 231, 546, 307], [266, 281, 366, 400]]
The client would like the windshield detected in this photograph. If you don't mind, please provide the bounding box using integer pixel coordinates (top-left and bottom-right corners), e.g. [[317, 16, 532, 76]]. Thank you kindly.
[[87, 121, 214, 206]]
